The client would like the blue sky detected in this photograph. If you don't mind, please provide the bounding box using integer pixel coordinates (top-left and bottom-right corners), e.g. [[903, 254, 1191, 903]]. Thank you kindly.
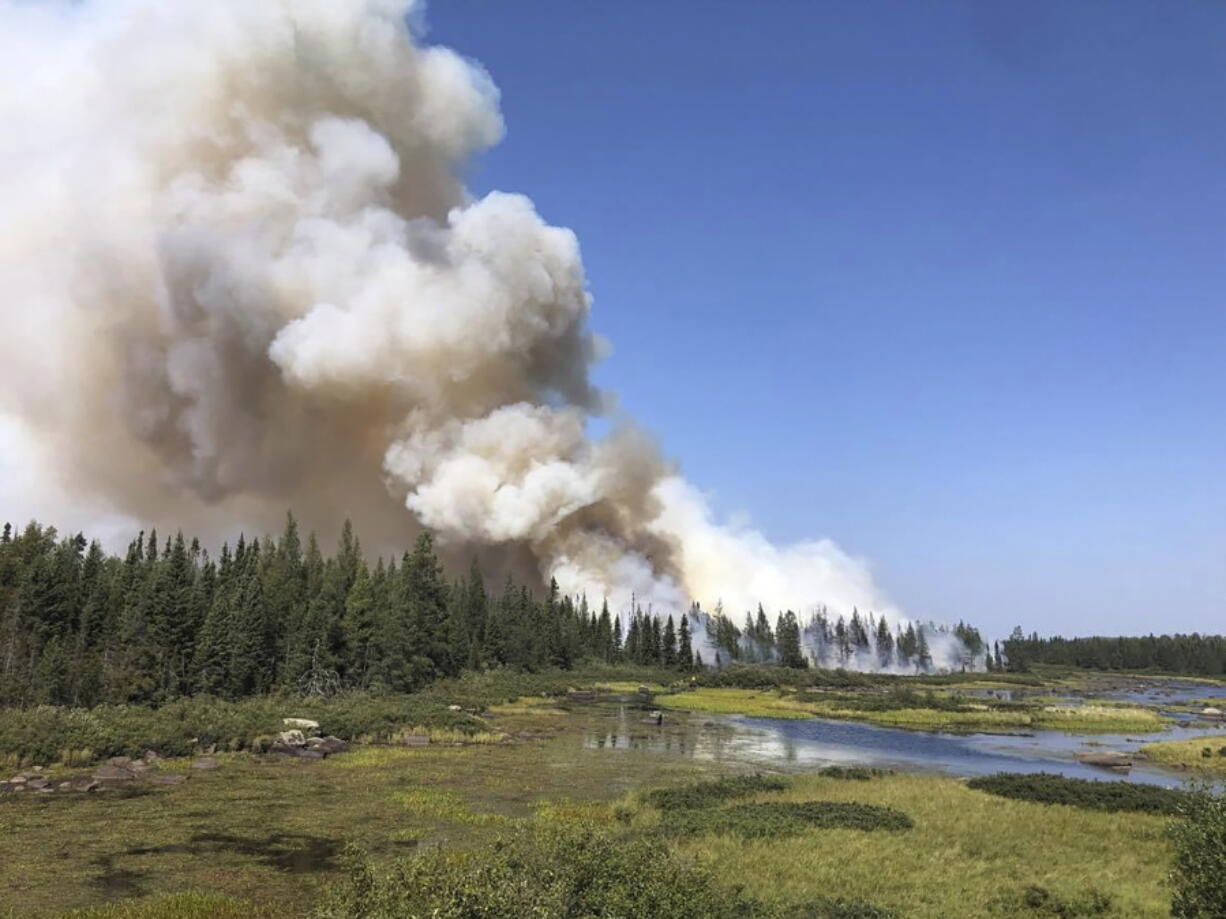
[[424, 1, 1225, 638]]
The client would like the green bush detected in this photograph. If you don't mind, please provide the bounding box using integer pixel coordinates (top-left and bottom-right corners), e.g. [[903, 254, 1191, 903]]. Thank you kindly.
[[0, 666, 681, 767], [0, 692, 485, 766], [1169, 786, 1226, 917], [310, 824, 774, 919], [661, 800, 913, 839], [817, 766, 893, 781], [644, 774, 789, 811], [966, 772, 1187, 815]]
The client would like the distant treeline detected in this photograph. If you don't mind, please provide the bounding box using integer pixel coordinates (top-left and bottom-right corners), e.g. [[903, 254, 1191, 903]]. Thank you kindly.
[[1003, 629, 1226, 677], [0, 515, 717, 708]]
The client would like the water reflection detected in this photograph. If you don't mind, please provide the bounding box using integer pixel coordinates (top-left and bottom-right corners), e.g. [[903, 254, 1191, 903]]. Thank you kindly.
[[581, 704, 1224, 788]]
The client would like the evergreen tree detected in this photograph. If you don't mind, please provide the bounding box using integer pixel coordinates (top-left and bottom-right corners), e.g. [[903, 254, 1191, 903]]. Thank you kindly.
[[678, 615, 693, 670]]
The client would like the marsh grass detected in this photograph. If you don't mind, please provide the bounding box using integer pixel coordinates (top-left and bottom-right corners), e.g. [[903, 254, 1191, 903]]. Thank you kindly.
[[658, 687, 1167, 734], [660, 800, 914, 838], [1141, 734, 1226, 776], [393, 788, 512, 827], [676, 772, 1173, 918], [18, 893, 279, 919], [0, 691, 1184, 919]]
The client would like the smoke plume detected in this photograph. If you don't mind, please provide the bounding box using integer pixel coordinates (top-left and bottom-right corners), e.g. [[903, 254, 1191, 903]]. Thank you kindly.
[[0, 0, 952, 664]]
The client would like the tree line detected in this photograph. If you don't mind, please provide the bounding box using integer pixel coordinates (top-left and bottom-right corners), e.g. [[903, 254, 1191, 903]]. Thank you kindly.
[[1002, 628, 1226, 676], [0, 515, 711, 708]]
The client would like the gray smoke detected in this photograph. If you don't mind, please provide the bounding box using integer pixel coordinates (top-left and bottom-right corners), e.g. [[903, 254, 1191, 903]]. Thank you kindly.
[[0, 0, 967, 669]]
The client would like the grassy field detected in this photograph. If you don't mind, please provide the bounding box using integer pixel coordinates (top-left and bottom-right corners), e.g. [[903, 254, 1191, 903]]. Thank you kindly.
[[657, 772, 1172, 919], [657, 686, 1167, 733], [1141, 734, 1226, 776], [0, 693, 1185, 919]]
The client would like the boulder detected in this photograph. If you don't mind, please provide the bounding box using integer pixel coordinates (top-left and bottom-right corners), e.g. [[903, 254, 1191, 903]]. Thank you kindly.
[[151, 774, 187, 786], [26, 777, 49, 790], [142, 750, 160, 763], [277, 729, 306, 747], [270, 742, 303, 757], [8, 775, 28, 785], [283, 718, 320, 732], [107, 756, 133, 768], [190, 757, 219, 771], [1076, 751, 1134, 768], [93, 764, 136, 781], [1202, 707, 1222, 718], [306, 736, 349, 755]]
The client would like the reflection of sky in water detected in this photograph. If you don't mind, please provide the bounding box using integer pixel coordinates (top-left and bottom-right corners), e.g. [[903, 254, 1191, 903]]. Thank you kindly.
[[582, 704, 1225, 789]]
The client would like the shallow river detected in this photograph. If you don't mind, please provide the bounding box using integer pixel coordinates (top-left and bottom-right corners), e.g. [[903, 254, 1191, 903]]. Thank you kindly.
[[582, 703, 1224, 788]]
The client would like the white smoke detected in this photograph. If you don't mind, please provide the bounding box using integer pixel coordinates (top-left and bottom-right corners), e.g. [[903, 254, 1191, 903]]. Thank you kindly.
[[0, 0, 966, 670]]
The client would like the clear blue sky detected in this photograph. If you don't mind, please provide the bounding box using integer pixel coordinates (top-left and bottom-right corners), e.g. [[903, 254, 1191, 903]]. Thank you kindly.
[[424, 1, 1225, 639]]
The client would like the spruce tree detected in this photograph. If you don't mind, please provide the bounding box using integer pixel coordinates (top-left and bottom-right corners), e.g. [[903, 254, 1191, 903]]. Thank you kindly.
[[678, 614, 693, 670]]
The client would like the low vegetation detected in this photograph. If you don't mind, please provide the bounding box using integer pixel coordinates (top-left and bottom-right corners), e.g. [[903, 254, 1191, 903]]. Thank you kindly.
[[1141, 735, 1226, 777], [817, 766, 893, 780], [660, 800, 914, 839], [0, 666, 673, 768], [643, 774, 789, 811], [966, 772, 1188, 815], [657, 685, 1166, 733], [1169, 784, 1226, 917]]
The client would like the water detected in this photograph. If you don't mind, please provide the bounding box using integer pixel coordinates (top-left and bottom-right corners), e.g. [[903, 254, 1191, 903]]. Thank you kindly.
[[582, 704, 1225, 788]]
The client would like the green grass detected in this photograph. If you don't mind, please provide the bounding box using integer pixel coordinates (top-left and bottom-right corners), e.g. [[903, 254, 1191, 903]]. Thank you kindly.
[[24, 893, 278, 919], [0, 666, 679, 769], [0, 672, 1195, 918], [660, 800, 914, 838], [657, 687, 1168, 734], [1141, 734, 1226, 776], [672, 772, 1173, 918]]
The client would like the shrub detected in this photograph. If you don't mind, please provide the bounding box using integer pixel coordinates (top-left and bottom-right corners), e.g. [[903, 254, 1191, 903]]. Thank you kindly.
[[644, 774, 789, 811], [817, 766, 893, 781], [966, 772, 1187, 815], [661, 801, 913, 838], [1169, 785, 1226, 917], [310, 824, 774, 919]]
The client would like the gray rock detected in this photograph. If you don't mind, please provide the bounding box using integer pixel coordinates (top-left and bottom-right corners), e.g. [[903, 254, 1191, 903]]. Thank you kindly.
[[283, 718, 320, 732], [151, 774, 187, 786], [142, 750, 160, 763], [107, 756, 133, 768], [447, 704, 463, 712], [93, 764, 136, 781], [1076, 751, 1134, 768], [8, 775, 27, 785], [277, 729, 306, 747], [269, 742, 301, 757], [190, 757, 219, 771], [306, 736, 348, 755]]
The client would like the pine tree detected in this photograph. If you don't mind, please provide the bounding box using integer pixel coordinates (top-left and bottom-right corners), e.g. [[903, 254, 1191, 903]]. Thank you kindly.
[[916, 626, 932, 672], [678, 614, 693, 670], [662, 615, 678, 668]]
